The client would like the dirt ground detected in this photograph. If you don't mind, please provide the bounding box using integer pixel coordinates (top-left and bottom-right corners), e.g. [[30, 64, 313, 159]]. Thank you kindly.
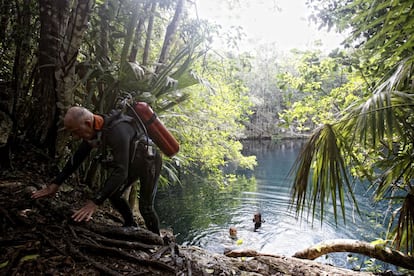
[[0, 143, 381, 275]]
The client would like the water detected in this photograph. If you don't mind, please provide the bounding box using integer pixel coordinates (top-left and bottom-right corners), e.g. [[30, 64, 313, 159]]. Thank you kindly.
[[156, 140, 393, 271]]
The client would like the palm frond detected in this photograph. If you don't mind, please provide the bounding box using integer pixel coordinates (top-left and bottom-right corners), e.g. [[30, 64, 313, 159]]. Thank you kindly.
[[290, 58, 414, 253], [159, 156, 182, 186], [290, 124, 358, 225], [341, 58, 414, 146], [390, 193, 414, 253]]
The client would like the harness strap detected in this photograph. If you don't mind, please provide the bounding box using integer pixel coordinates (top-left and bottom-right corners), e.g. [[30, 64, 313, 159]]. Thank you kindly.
[[144, 113, 157, 127]]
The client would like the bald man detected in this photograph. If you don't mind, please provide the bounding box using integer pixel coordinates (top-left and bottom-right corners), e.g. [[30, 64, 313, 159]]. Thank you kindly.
[[32, 106, 162, 235]]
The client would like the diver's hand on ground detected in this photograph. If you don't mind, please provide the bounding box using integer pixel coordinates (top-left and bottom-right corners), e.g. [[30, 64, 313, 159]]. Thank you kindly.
[[31, 183, 59, 199], [72, 200, 97, 222]]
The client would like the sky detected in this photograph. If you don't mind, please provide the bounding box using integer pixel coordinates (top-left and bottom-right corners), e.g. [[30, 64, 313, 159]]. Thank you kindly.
[[190, 0, 346, 52]]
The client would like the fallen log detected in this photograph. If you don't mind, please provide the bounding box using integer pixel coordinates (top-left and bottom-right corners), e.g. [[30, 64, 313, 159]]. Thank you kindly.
[[187, 246, 374, 276], [293, 239, 414, 270]]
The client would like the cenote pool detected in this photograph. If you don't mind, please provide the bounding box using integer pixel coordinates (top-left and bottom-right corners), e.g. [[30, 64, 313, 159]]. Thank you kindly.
[[155, 140, 395, 272]]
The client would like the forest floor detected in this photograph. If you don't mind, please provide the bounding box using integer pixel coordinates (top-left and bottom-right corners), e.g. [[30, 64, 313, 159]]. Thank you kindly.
[[0, 143, 391, 275]]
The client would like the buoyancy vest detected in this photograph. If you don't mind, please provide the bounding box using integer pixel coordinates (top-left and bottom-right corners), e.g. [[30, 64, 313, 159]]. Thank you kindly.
[[95, 110, 148, 166]]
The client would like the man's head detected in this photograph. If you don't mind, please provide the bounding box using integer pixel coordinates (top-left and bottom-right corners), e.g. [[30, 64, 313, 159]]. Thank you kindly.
[[253, 212, 262, 223], [64, 106, 95, 140], [229, 226, 237, 238]]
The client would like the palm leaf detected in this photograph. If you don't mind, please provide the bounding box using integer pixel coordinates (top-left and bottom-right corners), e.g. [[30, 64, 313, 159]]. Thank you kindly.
[[390, 193, 414, 253], [290, 124, 357, 225], [290, 59, 414, 227]]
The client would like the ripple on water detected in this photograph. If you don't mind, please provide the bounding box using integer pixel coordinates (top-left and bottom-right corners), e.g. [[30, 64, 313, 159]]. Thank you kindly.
[[157, 140, 393, 271]]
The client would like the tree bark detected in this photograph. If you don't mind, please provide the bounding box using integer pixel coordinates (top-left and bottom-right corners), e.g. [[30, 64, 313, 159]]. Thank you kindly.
[[55, 0, 94, 156], [120, 0, 140, 67], [293, 239, 414, 270], [98, 0, 109, 67], [129, 2, 150, 62], [27, 0, 93, 156], [142, 2, 156, 66], [156, 0, 184, 73], [27, 0, 68, 153]]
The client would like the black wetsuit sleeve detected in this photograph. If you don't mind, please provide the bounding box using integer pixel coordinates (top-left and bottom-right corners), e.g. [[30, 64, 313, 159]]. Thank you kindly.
[[53, 141, 92, 185], [93, 122, 133, 205]]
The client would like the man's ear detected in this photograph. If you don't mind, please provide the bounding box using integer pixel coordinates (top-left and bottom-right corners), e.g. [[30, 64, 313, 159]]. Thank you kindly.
[[85, 118, 93, 129]]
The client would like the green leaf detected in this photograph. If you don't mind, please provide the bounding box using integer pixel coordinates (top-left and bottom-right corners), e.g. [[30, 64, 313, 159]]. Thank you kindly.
[[19, 254, 39, 263], [0, 261, 9, 269]]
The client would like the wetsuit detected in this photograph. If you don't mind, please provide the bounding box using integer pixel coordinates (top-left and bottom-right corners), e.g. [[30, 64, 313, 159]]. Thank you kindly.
[[53, 111, 162, 234]]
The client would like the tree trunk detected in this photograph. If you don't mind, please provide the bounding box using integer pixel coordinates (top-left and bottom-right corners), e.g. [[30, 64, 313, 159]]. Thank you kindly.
[[0, 0, 36, 167], [120, 0, 140, 68], [27, 0, 68, 154], [129, 3, 150, 62], [98, 0, 109, 67], [55, 0, 94, 156], [293, 239, 414, 270], [142, 2, 156, 66], [12, 0, 33, 118], [156, 0, 184, 73]]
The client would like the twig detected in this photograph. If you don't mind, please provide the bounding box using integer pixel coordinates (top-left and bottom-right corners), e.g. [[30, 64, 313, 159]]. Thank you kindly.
[[0, 206, 16, 225], [68, 225, 79, 240], [40, 233, 67, 256], [151, 246, 170, 260]]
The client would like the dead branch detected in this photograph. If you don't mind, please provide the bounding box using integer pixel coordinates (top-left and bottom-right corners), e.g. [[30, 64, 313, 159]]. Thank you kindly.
[[293, 239, 414, 270], [151, 246, 170, 260], [40, 232, 67, 256], [0, 206, 15, 225]]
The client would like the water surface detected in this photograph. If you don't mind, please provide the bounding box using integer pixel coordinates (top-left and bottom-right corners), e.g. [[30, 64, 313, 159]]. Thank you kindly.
[[156, 140, 392, 270]]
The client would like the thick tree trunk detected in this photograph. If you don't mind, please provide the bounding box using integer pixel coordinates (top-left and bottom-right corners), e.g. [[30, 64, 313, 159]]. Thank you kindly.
[[27, 0, 93, 156], [55, 0, 94, 156], [27, 0, 67, 153], [293, 239, 414, 270], [56, 0, 93, 109]]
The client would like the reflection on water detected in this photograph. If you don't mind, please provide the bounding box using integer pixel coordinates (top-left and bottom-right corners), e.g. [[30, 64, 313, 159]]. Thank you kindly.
[[156, 140, 393, 271]]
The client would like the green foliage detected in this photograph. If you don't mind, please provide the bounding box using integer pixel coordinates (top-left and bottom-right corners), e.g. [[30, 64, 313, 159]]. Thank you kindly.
[[168, 53, 257, 179], [289, 0, 414, 256], [291, 56, 414, 254], [278, 49, 366, 133], [307, 0, 414, 74], [64, 0, 255, 186], [239, 45, 285, 138], [290, 123, 359, 224]]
